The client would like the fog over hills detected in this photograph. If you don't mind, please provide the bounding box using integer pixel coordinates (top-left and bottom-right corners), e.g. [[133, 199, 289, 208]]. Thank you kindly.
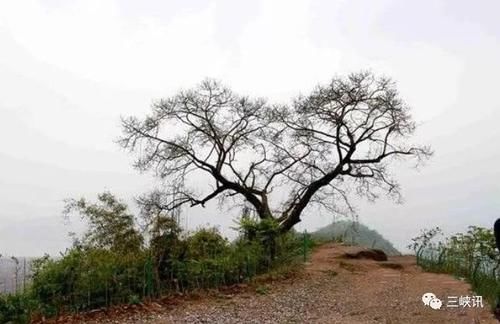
[[1, 0, 500, 258], [0, 151, 151, 256], [312, 220, 400, 256]]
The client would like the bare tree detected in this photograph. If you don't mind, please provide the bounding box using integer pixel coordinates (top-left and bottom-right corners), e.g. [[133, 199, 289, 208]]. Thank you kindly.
[[119, 72, 432, 233]]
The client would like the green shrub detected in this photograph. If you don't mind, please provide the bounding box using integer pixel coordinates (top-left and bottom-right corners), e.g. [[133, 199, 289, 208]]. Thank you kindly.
[[22, 219, 308, 319], [236, 216, 282, 263], [6, 192, 313, 322], [0, 292, 36, 324], [410, 226, 500, 310], [185, 227, 229, 260], [30, 248, 147, 315]]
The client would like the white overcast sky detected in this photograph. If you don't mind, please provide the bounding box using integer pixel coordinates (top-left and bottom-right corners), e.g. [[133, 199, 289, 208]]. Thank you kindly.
[[0, 0, 499, 256]]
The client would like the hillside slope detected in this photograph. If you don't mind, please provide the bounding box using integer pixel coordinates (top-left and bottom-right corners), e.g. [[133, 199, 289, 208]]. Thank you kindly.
[[311, 220, 400, 256]]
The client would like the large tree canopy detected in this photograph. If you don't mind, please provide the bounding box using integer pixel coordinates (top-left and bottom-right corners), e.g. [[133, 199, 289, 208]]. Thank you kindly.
[[119, 72, 432, 232]]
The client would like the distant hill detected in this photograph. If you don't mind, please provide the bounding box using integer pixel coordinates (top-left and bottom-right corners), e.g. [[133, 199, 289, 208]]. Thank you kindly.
[[311, 220, 400, 256]]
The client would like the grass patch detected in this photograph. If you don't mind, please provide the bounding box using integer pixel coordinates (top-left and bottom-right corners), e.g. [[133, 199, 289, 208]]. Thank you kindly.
[[321, 269, 338, 277], [255, 285, 270, 295]]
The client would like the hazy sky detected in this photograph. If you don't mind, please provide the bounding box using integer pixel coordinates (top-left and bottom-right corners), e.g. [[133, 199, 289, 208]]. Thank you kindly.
[[1, 0, 499, 256]]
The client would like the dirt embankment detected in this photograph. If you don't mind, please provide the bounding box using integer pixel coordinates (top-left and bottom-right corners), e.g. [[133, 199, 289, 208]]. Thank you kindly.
[[59, 243, 498, 323]]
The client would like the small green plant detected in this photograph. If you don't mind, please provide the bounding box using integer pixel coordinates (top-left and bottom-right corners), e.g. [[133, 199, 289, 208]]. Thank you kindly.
[[255, 285, 269, 295], [321, 269, 338, 277], [128, 294, 141, 305]]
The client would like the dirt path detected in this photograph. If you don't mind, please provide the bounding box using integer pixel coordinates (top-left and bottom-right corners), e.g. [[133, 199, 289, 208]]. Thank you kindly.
[[84, 243, 498, 323]]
